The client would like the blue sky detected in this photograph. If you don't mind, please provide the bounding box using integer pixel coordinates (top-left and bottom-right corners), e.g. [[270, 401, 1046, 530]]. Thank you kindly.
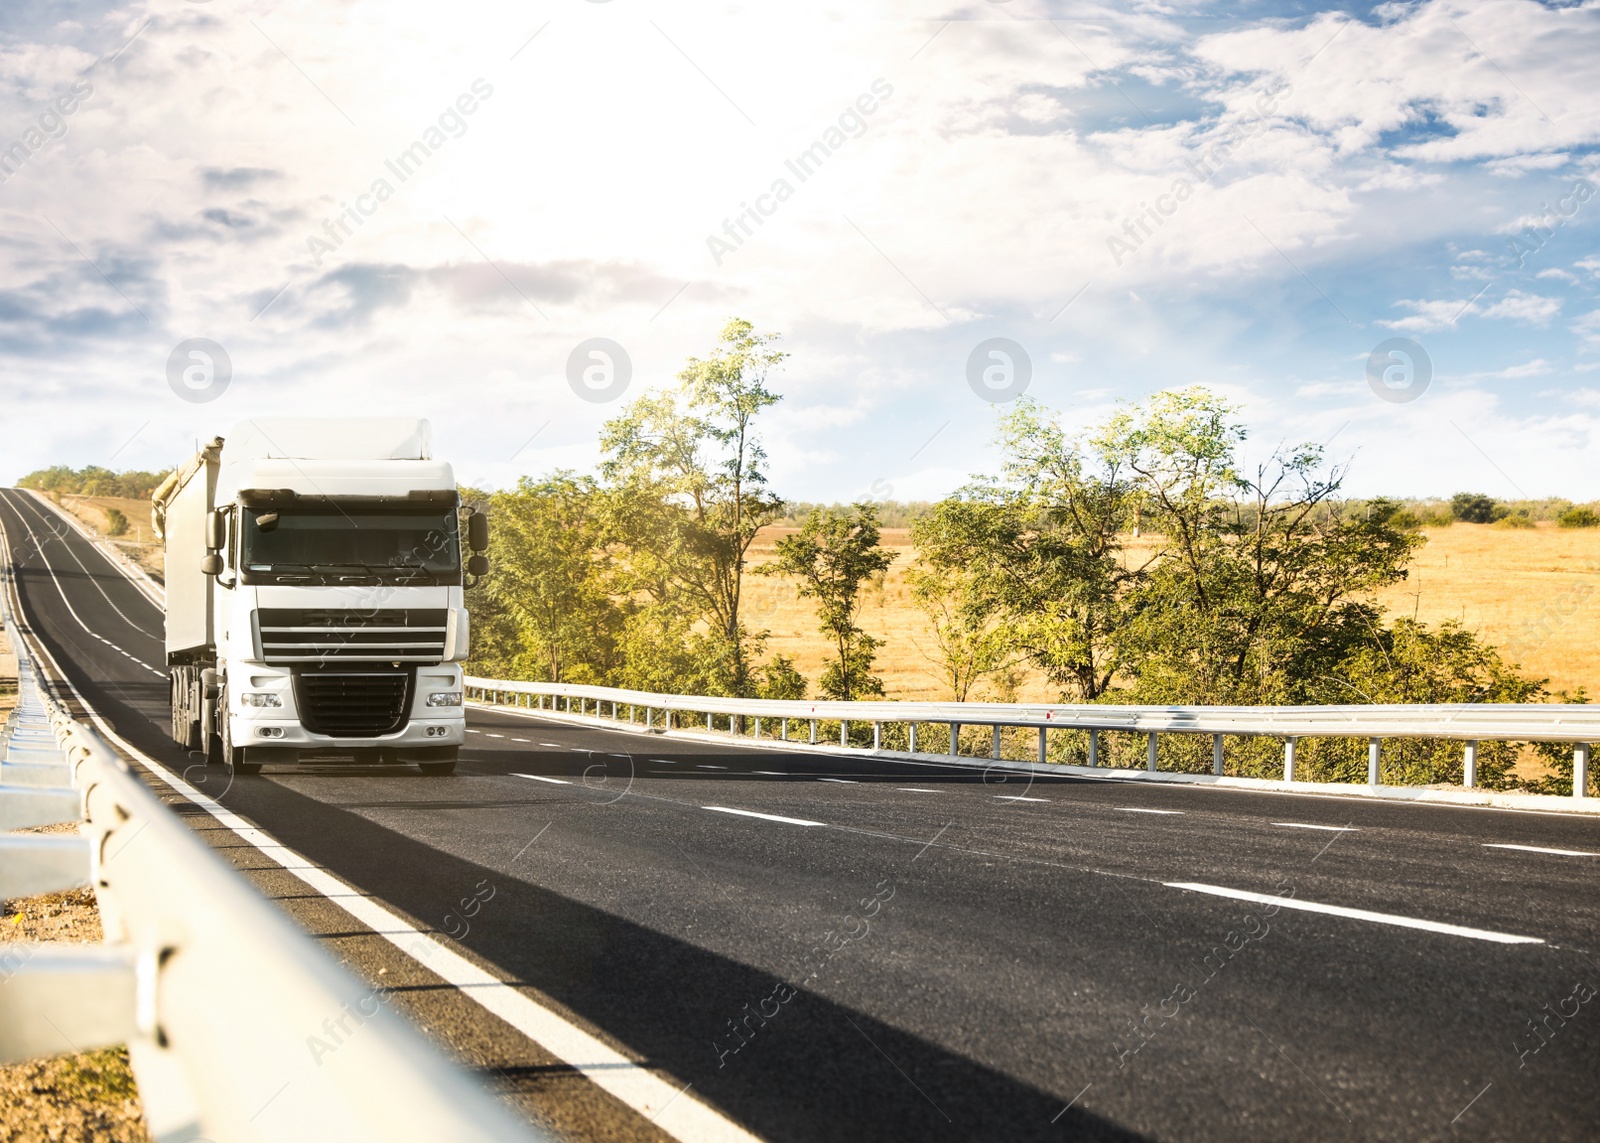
[[1, 0, 1597, 503]]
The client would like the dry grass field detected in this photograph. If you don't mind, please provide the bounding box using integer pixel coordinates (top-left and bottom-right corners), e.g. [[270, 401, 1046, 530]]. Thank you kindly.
[[747, 521, 1600, 703], [53, 494, 164, 580]]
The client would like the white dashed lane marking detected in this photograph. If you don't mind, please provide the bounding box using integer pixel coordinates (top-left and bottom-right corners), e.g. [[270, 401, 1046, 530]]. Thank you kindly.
[[1166, 882, 1544, 945], [996, 795, 1049, 803], [1119, 808, 1183, 815], [1484, 843, 1599, 858], [817, 777, 857, 784], [898, 788, 940, 794], [704, 806, 824, 828], [1274, 822, 1358, 832], [512, 773, 571, 785]]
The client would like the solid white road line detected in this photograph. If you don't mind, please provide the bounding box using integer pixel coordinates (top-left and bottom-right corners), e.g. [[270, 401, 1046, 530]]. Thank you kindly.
[[1484, 843, 1599, 858], [1273, 822, 1358, 832], [8, 608, 760, 1143], [1165, 882, 1544, 945], [4, 502, 165, 678], [1118, 808, 1183, 815], [512, 773, 571, 785], [703, 806, 824, 827]]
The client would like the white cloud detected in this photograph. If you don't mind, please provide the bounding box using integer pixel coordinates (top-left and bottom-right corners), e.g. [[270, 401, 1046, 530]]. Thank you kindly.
[[2, 0, 1599, 499]]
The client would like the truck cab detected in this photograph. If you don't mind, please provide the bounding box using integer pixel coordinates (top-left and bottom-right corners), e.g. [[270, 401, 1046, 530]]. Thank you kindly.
[[153, 419, 487, 776]]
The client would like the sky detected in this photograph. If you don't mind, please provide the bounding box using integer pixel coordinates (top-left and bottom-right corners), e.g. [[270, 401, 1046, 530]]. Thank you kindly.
[[1, 0, 1598, 504]]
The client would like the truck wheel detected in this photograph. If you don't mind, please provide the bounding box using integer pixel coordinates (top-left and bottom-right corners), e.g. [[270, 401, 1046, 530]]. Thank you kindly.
[[219, 696, 263, 776], [418, 750, 458, 776]]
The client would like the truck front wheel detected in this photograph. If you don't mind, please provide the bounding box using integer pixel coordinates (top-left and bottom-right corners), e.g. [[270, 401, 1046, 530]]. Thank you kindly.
[[219, 692, 262, 776], [417, 748, 458, 776]]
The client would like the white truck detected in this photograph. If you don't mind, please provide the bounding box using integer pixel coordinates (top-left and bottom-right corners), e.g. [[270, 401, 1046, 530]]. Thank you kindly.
[[150, 419, 487, 775]]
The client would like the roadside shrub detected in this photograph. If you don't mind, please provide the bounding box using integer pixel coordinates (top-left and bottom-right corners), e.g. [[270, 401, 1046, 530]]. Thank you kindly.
[[1558, 506, 1600, 529], [1450, 493, 1504, 523], [1494, 511, 1535, 529], [104, 507, 128, 536]]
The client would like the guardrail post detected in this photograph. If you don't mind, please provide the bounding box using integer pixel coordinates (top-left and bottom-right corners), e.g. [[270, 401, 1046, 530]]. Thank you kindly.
[[1463, 741, 1477, 789], [909, 723, 918, 753], [840, 719, 849, 748], [1088, 729, 1098, 768], [872, 722, 881, 750], [707, 712, 714, 731], [949, 722, 961, 757], [810, 719, 817, 744], [753, 717, 761, 739], [645, 707, 653, 729], [1148, 732, 1158, 772], [1575, 743, 1590, 799], [781, 718, 789, 741], [1284, 737, 1297, 782], [1368, 738, 1381, 787], [991, 726, 1002, 760], [665, 710, 674, 731], [1212, 734, 1223, 776], [1039, 726, 1048, 766]]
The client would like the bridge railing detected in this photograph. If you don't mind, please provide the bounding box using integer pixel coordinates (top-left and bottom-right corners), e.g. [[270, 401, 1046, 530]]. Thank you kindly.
[[464, 676, 1596, 798], [1, 608, 543, 1140]]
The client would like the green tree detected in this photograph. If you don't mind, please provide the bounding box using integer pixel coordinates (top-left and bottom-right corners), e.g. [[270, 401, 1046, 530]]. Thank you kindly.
[[905, 555, 1018, 701], [911, 397, 1137, 701], [1098, 388, 1421, 705], [470, 474, 622, 683], [601, 318, 786, 695], [759, 504, 895, 700]]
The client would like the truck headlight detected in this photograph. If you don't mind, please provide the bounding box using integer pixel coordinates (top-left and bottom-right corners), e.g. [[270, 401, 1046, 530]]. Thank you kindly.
[[427, 691, 463, 707], [241, 692, 282, 708]]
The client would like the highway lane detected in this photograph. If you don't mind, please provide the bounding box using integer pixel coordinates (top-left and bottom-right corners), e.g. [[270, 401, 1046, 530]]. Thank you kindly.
[[4, 486, 1600, 1141]]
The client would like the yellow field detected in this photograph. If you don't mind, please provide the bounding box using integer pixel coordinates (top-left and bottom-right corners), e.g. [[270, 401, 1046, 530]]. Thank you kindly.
[[1370, 522, 1599, 696], [53, 494, 165, 579], [747, 522, 1600, 702]]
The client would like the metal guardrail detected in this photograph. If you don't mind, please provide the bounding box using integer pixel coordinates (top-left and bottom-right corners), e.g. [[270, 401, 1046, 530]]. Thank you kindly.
[[2, 608, 541, 1139], [464, 677, 1596, 798]]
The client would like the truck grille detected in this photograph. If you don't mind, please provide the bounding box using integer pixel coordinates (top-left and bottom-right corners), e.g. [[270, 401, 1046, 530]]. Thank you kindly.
[[294, 670, 413, 737], [256, 608, 447, 665]]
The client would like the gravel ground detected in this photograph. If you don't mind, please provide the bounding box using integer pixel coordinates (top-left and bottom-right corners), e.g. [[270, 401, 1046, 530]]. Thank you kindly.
[[0, 825, 151, 1143]]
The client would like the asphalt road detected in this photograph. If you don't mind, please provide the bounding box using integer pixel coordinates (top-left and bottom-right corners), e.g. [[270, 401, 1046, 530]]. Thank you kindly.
[[4, 485, 1600, 1142]]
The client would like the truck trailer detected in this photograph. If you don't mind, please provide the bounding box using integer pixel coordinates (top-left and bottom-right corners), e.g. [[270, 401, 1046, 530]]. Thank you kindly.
[[150, 419, 487, 775]]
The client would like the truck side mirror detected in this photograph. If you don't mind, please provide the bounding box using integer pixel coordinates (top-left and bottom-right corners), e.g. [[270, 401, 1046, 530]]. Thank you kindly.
[[201, 552, 224, 576], [467, 511, 488, 553], [467, 553, 489, 577], [205, 512, 227, 550]]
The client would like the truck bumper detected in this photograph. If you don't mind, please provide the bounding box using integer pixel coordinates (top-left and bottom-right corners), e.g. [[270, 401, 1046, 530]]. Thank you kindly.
[[230, 714, 464, 759]]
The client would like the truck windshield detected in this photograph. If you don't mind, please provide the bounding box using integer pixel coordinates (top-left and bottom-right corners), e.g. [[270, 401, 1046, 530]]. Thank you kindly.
[[240, 505, 461, 585]]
